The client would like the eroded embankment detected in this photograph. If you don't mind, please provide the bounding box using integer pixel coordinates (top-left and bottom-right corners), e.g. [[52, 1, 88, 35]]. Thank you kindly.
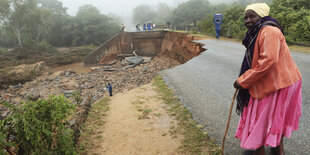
[[160, 32, 204, 64]]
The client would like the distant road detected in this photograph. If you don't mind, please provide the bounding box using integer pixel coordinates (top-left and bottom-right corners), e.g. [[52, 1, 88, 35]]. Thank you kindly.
[[160, 39, 310, 154]]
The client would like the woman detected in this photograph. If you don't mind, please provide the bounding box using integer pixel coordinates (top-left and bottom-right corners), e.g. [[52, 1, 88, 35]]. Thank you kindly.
[[233, 3, 302, 155]]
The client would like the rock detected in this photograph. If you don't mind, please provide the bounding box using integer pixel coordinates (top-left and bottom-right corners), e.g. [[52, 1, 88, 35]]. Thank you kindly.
[[48, 71, 63, 80], [63, 90, 77, 97], [103, 68, 117, 71], [117, 53, 134, 58], [68, 119, 76, 127], [103, 66, 112, 69], [143, 66, 149, 72], [101, 60, 117, 66], [141, 57, 152, 63], [61, 81, 79, 90], [28, 94, 41, 101], [1, 110, 11, 120], [125, 56, 144, 65], [80, 97, 89, 106], [91, 67, 100, 71], [9, 83, 22, 89], [122, 65, 135, 70], [65, 70, 76, 77], [2, 93, 12, 100]]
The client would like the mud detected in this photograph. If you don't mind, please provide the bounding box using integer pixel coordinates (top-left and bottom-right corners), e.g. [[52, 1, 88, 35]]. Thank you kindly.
[[160, 32, 205, 63]]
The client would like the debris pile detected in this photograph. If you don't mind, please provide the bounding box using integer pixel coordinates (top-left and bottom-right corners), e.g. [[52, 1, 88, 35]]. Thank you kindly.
[[0, 55, 180, 119]]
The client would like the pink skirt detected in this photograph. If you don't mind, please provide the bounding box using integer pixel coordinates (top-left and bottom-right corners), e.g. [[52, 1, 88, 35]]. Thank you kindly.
[[235, 80, 302, 150]]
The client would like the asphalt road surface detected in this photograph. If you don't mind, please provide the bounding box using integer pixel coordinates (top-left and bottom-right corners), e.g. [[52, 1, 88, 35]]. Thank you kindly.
[[160, 39, 310, 155]]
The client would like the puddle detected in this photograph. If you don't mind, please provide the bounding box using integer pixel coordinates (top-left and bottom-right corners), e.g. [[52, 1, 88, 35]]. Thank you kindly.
[[52, 62, 92, 74]]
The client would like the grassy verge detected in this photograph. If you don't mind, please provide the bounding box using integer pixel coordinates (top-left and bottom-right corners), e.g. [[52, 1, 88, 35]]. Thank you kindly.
[[153, 75, 221, 154], [289, 45, 310, 54], [77, 97, 110, 154]]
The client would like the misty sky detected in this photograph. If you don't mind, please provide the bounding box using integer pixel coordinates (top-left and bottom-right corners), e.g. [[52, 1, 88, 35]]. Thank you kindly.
[[60, 0, 180, 16], [59, 0, 233, 16]]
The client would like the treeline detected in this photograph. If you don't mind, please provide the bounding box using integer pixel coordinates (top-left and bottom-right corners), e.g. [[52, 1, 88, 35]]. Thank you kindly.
[[0, 0, 121, 48], [199, 0, 310, 44], [132, 0, 309, 44]]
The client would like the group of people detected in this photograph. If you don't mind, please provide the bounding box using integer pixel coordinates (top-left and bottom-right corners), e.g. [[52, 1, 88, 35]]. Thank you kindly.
[[136, 22, 155, 31]]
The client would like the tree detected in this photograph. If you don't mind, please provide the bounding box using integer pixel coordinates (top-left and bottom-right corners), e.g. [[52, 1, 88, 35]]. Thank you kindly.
[[271, 0, 310, 44], [72, 5, 120, 46], [171, 0, 211, 26], [155, 3, 172, 25], [0, 0, 39, 48], [132, 4, 156, 25], [36, 0, 67, 15]]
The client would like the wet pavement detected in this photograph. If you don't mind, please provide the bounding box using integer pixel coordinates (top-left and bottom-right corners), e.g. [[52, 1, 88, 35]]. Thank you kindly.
[[160, 39, 310, 155]]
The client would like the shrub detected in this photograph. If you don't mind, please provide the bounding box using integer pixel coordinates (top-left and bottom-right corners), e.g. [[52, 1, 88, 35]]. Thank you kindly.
[[190, 27, 199, 34], [0, 95, 76, 155]]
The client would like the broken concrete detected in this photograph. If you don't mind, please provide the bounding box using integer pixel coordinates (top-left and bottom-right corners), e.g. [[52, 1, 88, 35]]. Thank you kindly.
[[141, 57, 152, 63], [125, 56, 144, 65], [84, 31, 205, 66]]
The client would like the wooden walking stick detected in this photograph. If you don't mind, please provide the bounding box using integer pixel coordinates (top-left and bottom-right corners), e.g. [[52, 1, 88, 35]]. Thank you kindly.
[[221, 89, 238, 155]]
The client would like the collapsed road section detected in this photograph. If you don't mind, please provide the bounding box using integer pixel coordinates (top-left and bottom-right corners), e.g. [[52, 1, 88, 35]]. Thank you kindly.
[[84, 31, 205, 66]]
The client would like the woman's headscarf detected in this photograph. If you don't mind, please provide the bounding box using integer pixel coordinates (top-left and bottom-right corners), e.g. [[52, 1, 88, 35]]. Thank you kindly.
[[236, 3, 283, 115], [245, 3, 270, 18]]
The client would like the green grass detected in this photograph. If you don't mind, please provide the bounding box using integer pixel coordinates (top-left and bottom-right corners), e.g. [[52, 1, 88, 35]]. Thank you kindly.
[[77, 97, 110, 154], [289, 45, 310, 54], [153, 75, 221, 155], [132, 99, 153, 120]]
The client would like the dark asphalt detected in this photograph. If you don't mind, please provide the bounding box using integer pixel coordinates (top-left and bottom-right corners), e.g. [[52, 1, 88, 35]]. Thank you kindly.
[[160, 39, 310, 155]]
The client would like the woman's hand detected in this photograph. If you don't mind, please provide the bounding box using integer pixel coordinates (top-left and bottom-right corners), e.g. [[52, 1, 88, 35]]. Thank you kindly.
[[233, 80, 244, 90]]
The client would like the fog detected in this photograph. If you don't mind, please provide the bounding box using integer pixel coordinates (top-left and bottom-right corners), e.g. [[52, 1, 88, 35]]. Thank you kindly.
[[59, 0, 237, 31], [59, 0, 237, 16]]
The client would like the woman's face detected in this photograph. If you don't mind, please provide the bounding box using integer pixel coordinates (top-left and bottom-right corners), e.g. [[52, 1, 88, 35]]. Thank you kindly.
[[244, 10, 262, 30]]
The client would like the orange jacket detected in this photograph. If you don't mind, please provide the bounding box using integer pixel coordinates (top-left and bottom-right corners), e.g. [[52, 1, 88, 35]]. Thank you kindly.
[[237, 26, 302, 99]]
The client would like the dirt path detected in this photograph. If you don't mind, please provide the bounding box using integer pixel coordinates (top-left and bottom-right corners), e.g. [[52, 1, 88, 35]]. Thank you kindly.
[[90, 83, 182, 155]]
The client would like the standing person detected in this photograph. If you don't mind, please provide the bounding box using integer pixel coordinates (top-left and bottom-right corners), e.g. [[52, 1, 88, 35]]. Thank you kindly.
[[143, 24, 147, 31], [213, 14, 223, 39], [121, 24, 125, 32], [233, 3, 302, 155], [107, 83, 113, 97], [136, 24, 140, 31]]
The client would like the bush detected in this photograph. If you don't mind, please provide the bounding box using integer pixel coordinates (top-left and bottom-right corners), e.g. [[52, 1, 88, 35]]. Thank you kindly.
[[0, 48, 8, 54], [0, 95, 76, 154], [190, 27, 199, 34]]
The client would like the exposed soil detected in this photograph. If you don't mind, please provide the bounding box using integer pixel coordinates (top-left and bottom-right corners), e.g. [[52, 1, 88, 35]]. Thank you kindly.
[[88, 83, 181, 154], [160, 32, 205, 64]]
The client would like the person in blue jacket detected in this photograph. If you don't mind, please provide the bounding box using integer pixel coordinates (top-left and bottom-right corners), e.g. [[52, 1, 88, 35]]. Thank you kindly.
[[107, 83, 113, 96], [213, 15, 223, 39], [143, 24, 147, 31]]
